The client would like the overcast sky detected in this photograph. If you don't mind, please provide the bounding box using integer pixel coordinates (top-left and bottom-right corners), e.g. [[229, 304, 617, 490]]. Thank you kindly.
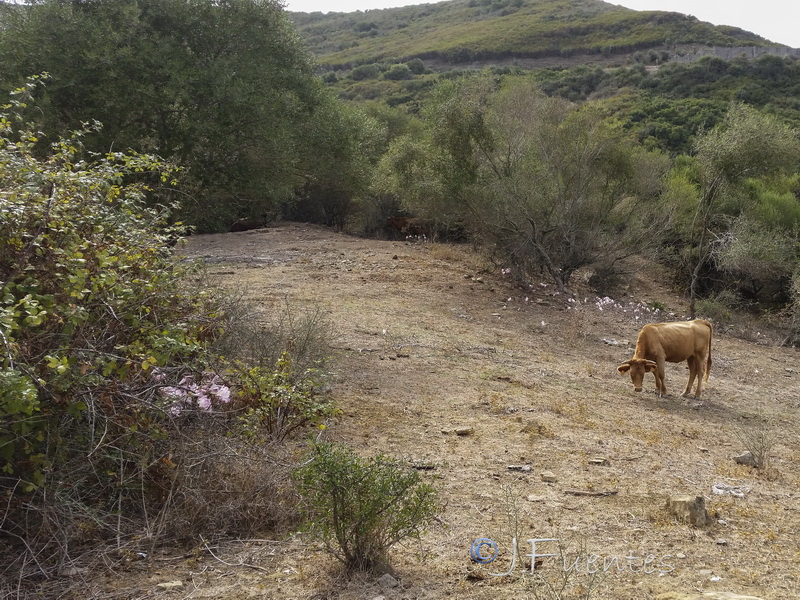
[[282, 0, 800, 49]]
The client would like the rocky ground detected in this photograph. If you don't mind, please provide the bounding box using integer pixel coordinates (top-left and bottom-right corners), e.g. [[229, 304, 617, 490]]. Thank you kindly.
[[100, 222, 799, 599]]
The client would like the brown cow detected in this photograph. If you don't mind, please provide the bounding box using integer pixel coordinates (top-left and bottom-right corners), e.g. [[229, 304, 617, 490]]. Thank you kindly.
[[617, 319, 713, 399], [386, 216, 428, 238], [230, 214, 268, 232]]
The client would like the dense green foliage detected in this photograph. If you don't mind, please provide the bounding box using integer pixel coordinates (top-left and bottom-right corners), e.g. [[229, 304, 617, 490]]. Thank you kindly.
[[0, 78, 198, 491], [0, 0, 372, 231], [322, 55, 800, 157], [0, 82, 339, 588], [674, 105, 800, 315], [360, 63, 799, 330], [290, 0, 770, 68], [376, 75, 673, 290], [294, 441, 440, 573]]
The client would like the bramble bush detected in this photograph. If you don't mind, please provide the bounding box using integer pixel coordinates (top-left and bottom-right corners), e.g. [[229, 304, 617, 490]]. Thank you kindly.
[[0, 79, 334, 592], [0, 77, 216, 574], [1, 78, 195, 486]]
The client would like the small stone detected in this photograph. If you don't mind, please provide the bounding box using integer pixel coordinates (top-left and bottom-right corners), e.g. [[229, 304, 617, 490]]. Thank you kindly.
[[455, 426, 474, 436], [715, 539, 729, 546], [377, 573, 399, 589], [733, 451, 758, 467], [507, 464, 532, 472], [588, 456, 610, 466], [156, 581, 184, 590], [540, 470, 557, 483]]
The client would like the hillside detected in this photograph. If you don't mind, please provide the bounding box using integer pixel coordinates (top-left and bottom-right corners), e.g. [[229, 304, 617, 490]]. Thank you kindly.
[[135, 222, 799, 600], [289, 0, 783, 69]]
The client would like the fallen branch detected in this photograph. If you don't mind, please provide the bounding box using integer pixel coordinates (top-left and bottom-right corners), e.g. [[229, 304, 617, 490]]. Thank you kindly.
[[200, 536, 271, 573], [563, 489, 618, 497]]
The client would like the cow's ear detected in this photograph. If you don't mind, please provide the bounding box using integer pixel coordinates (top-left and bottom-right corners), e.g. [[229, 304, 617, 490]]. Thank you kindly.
[[617, 363, 630, 374], [644, 360, 658, 373]]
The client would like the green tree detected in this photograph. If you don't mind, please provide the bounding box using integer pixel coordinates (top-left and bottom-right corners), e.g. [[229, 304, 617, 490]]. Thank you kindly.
[[417, 76, 671, 291], [0, 0, 323, 231], [291, 97, 385, 230], [684, 104, 800, 315]]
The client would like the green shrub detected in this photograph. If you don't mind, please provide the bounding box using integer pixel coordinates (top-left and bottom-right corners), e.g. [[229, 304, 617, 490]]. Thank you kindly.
[[696, 290, 739, 329], [351, 63, 382, 81], [294, 441, 440, 573], [0, 78, 204, 488], [236, 354, 338, 443], [384, 64, 412, 81]]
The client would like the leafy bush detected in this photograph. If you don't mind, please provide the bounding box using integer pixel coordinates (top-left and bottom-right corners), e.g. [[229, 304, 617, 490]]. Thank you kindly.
[[294, 441, 440, 573], [351, 63, 382, 81], [236, 354, 338, 443], [0, 79, 233, 583], [1, 79, 197, 486], [384, 64, 413, 81]]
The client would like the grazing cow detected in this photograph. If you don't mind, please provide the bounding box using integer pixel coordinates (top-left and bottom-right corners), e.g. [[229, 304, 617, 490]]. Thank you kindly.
[[386, 216, 428, 238], [617, 319, 712, 399]]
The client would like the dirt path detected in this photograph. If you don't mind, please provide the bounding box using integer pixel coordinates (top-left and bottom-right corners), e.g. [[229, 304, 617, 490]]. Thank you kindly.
[[138, 222, 799, 600]]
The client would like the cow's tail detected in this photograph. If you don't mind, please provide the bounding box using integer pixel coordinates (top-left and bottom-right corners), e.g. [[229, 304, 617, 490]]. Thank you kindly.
[[704, 320, 713, 381]]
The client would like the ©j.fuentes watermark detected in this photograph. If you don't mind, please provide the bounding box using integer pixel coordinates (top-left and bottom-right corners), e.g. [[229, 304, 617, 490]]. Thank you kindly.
[[469, 538, 675, 577]]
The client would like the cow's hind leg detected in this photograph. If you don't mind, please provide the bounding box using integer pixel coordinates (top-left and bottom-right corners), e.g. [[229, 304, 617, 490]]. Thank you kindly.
[[692, 354, 706, 398], [683, 356, 697, 398]]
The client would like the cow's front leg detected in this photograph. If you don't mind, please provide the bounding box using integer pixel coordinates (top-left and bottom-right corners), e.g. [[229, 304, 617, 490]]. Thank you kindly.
[[654, 361, 668, 397]]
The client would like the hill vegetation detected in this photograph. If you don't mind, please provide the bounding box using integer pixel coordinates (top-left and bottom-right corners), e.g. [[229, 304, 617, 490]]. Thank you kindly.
[[290, 0, 773, 68]]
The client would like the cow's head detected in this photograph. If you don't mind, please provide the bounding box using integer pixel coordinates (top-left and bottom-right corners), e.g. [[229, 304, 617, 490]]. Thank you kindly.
[[617, 358, 657, 392]]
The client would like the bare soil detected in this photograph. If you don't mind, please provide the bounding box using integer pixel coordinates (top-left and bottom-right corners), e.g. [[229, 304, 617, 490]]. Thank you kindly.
[[121, 223, 799, 599]]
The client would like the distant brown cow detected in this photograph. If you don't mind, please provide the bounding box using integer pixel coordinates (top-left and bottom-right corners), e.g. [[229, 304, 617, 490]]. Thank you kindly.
[[386, 216, 428, 238], [617, 319, 713, 399], [230, 214, 268, 233]]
